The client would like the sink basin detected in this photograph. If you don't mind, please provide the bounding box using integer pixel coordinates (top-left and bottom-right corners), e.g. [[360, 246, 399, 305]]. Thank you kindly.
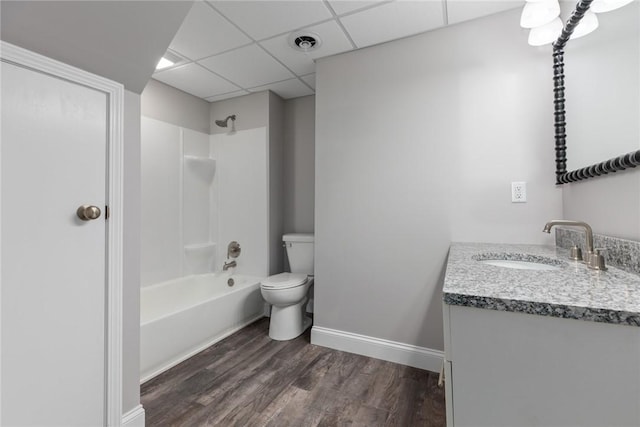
[[473, 252, 566, 271], [478, 259, 561, 271]]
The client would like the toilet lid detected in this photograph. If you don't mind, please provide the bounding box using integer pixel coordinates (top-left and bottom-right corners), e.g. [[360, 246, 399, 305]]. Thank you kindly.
[[260, 272, 308, 290]]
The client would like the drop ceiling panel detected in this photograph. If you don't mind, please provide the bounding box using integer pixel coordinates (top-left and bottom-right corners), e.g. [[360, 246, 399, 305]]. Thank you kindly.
[[151, 0, 530, 102], [339, 0, 446, 48], [153, 63, 241, 98], [199, 44, 295, 88], [260, 20, 353, 76], [327, 0, 387, 16], [249, 78, 314, 99], [446, 0, 522, 25], [301, 73, 316, 89], [211, 0, 334, 40], [168, 2, 252, 60]]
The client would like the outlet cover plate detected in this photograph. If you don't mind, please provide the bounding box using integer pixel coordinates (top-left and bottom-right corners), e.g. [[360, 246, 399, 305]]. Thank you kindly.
[[512, 181, 527, 203]]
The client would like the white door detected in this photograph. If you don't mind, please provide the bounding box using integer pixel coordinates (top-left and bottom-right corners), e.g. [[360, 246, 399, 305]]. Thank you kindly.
[[1, 60, 107, 425]]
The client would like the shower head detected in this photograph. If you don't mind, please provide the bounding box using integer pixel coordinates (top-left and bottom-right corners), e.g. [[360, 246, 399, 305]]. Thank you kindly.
[[215, 115, 236, 128]]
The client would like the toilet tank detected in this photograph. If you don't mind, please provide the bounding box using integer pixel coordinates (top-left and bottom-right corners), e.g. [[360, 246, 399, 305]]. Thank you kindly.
[[283, 233, 314, 274]]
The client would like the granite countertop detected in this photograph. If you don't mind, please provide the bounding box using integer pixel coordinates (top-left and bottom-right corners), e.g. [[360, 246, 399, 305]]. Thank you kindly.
[[443, 243, 640, 326]]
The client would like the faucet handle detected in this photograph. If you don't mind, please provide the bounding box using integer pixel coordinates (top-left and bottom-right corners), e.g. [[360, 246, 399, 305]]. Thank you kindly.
[[587, 248, 607, 271], [569, 245, 583, 261]]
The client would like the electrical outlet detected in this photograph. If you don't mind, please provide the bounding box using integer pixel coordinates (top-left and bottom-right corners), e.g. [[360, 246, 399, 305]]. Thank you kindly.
[[512, 182, 527, 203]]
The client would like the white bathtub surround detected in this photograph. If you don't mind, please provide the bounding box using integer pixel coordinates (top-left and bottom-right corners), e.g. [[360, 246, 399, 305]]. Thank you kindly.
[[140, 273, 264, 382], [141, 118, 273, 283], [212, 127, 270, 277], [140, 118, 218, 284]]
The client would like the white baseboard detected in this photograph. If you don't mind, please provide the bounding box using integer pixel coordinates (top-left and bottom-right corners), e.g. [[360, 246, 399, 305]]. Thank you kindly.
[[311, 326, 444, 373], [122, 405, 145, 427]]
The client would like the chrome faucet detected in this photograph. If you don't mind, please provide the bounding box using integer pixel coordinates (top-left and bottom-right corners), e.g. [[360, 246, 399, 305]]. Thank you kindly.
[[542, 220, 606, 270], [223, 260, 237, 271]]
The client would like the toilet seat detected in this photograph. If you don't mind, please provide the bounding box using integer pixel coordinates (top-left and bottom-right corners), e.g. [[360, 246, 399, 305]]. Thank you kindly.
[[260, 272, 307, 290]]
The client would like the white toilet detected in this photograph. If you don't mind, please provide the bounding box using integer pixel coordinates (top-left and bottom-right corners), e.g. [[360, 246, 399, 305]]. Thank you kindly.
[[260, 233, 314, 341]]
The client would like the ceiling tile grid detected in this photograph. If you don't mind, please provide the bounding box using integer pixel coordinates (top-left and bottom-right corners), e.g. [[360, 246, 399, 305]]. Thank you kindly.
[[199, 43, 295, 88], [152, 0, 522, 103], [168, 2, 252, 60]]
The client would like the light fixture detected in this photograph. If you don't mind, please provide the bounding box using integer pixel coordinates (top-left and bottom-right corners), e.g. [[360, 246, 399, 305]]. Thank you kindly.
[[528, 17, 564, 46], [156, 57, 174, 70], [570, 10, 599, 39], [520, 0, 561, 28], [591, 0, 634, 13], [155, 51, 182, 71]]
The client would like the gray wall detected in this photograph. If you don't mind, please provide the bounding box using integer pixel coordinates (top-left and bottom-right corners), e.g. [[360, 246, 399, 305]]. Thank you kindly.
[[141, 79, 211, 133], [210, 91, 269, 134], [314, 9, 563, 352], [283, 96, 315, 233], [563, 173, 640, 240], [0, 1, 193, 93], [122, 90, 141, 413]]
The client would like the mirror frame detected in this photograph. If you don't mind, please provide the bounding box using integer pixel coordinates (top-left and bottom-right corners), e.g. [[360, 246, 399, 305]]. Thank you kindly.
[[552, 0, 640, 184]]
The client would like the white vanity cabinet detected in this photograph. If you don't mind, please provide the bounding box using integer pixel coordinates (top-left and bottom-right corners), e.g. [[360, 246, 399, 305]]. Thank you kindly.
[[443, 303, 640, 427]]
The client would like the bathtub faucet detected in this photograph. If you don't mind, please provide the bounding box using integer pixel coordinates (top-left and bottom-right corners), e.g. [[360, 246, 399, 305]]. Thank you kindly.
[[223, 260, 237, 271]]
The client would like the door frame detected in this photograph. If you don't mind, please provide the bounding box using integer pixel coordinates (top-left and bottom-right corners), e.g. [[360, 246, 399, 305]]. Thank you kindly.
[[0, 41, 124, 426]]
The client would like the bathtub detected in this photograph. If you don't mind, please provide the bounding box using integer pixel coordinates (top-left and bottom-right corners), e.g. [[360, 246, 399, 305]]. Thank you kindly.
[[140, 273, 265, 382]]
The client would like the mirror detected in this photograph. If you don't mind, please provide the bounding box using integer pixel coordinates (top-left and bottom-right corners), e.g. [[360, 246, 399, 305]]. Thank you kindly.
[[553, 0, 640, 184]]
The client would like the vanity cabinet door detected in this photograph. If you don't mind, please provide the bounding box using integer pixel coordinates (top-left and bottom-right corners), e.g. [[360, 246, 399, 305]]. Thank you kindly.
[[447, 305, 640, 427]]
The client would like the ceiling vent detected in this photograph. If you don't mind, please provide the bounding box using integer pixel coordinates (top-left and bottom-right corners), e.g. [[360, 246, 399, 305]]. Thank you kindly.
[[288, 32, 321, 53]]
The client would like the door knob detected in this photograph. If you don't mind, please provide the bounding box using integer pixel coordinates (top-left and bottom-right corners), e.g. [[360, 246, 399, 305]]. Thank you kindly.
[[77, 205, 101, 221]]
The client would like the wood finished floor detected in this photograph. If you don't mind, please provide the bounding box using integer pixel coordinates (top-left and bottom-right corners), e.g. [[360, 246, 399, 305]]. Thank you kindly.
[[141, 318, 446, 427]]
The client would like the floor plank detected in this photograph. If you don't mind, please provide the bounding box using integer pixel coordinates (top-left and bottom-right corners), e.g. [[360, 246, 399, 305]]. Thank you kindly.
[[141, 318, 446, 426]]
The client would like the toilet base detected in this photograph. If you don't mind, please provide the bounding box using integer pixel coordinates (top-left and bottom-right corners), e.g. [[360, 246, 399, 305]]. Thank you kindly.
[[268, 301, 312, 341]]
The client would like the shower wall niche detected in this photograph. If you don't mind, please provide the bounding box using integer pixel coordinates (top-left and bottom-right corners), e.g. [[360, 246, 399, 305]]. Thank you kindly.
[[141, 116, 269, 287]]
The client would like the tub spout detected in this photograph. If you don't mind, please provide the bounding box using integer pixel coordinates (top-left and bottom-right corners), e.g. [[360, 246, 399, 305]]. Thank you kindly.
[[223, 260, 237, 271]]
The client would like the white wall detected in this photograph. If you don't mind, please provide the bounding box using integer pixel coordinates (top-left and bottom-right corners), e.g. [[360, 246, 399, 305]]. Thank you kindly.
[[314, 9, 562, 352], [283, 95, 315, 233]]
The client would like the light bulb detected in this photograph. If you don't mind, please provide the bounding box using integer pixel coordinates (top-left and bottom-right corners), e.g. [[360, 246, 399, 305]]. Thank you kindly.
[[528, 17, 564, 46], [520, 0, 561, 28]]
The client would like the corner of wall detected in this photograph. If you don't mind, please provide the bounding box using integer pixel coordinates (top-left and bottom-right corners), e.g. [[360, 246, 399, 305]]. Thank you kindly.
[[123, 90, 142, 414], [268, 91, 286, 275]]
